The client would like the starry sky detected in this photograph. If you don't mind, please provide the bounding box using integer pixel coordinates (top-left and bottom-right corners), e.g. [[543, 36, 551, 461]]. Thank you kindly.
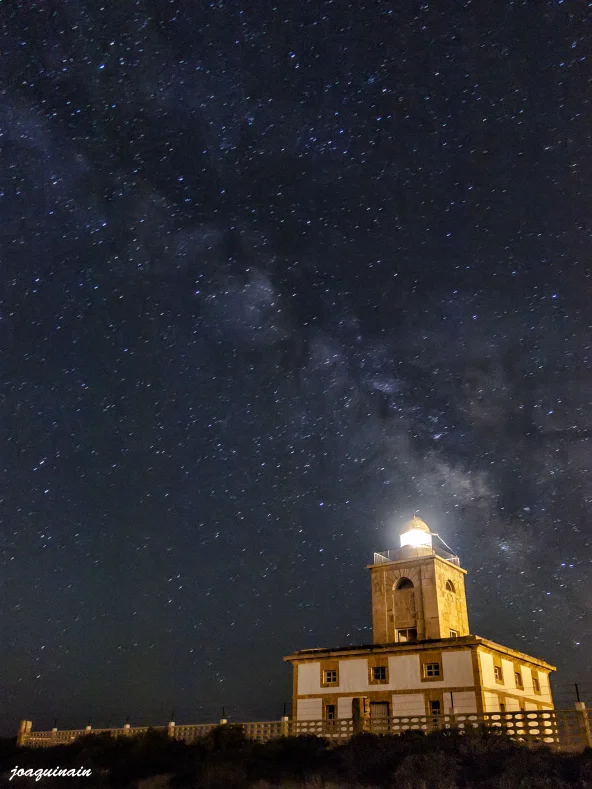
[[1, 1, 590, 733]]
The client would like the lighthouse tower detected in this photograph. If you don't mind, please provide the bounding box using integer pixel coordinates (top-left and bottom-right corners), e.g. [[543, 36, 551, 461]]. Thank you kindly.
[[369, 516, 470, 643]]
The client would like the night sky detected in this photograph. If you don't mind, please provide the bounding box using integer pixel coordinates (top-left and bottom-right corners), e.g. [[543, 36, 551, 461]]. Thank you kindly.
[[1, 1, 590, 733]]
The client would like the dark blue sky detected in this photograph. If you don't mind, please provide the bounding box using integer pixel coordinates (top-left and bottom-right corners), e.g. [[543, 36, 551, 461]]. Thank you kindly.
[[0, 0, 590, 733]]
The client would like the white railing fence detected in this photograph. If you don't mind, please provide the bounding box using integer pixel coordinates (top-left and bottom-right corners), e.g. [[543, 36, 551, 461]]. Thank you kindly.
[[16, 707, 592, 752]]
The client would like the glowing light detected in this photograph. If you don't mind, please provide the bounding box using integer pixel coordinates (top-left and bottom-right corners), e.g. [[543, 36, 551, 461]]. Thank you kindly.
[[400, 529, 432, 549]]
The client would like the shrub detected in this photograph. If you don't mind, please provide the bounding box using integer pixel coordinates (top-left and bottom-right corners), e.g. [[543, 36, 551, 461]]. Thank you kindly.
[[200, 724, 247, 753], [394, 750, 460, 789]]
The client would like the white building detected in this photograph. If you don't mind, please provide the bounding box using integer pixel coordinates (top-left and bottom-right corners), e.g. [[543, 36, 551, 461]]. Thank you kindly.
[[285, 516, 555, 724]]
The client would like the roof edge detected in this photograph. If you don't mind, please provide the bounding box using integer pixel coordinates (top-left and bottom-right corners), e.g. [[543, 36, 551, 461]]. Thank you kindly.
[[283, 634, 555, 671]]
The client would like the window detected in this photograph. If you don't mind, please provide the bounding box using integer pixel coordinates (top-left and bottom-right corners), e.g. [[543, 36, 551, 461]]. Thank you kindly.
[[325, 704, 336, 721], [449, 629, 458, 638], [397, 628, 417, 643], [445, 579, 456, 593], [515, 670, 523, 689], [499, 702, 506, 713], [494, 665, 503, 683], [421, 653, 443, 682], [396, 577, 414, 590], [372, 666, 387, 681], [429, 700, 441, 715], [533, 676, 541, 694], [321, 663, 339, 687]]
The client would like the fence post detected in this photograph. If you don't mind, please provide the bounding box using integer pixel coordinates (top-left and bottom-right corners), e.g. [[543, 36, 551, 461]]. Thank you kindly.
[[280, 716, 289, 737], [449, 708, 457, 730], [448, 692, 457, 729], [575, 702, 592, 749], [352, 697, 369, 735], [16, 720, 29, 747]]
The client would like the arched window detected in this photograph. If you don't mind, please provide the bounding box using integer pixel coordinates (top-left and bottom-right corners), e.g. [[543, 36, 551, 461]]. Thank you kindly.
[[445, 579, 455, 593], [396, 577, 414, 590]]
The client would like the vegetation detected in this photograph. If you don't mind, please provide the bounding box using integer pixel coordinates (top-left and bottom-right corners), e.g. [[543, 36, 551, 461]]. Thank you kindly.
[[2, 726, 592, 789]]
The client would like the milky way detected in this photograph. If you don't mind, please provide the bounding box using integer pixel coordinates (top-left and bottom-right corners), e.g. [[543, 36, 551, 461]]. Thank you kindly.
[[0, 1, 590, 730]]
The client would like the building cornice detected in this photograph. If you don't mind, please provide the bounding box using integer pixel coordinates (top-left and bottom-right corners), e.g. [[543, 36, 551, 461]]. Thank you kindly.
[[283, 634, 555, 672], [473, 636, 556, 672]]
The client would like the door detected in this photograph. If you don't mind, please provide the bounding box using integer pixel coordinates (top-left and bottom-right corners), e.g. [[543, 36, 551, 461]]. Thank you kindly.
[[369, 702, 390, 733]]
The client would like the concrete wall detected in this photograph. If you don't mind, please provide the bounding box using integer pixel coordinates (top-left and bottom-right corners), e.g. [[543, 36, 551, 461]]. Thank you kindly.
[[479, 652, 497, 687], [445, 690, 477, 714], [340, 659, 369, 692], [296, 687, 477, 719], [294, 649, 477, 719], [388, 690, 476, 716], [391, 693, 425, 716], [483, 691, 500, 712], [296, 650, 474, 695], [538, 671, 552, 702], [478, 650, 553, 709], [296, 698, 322, 720], [386, 650, 474, 690], [298, 661, 322, 695], [294, 647, 552, 720]]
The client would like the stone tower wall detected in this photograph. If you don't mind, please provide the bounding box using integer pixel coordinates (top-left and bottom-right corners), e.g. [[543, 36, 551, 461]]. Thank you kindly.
[[370, 556, 469, 643], [433, 559, 470, 637]]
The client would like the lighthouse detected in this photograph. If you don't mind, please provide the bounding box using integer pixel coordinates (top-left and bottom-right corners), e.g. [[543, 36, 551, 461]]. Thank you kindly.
[[370, 515, 470, 643], [285, 513, 555, 722]]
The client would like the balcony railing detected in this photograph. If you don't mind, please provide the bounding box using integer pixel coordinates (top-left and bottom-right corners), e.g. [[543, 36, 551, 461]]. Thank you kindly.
[[373, 546, 460, 566]]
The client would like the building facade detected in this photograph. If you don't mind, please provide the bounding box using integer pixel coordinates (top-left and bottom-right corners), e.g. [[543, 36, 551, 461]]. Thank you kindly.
[[285, 516, 555, 723]]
